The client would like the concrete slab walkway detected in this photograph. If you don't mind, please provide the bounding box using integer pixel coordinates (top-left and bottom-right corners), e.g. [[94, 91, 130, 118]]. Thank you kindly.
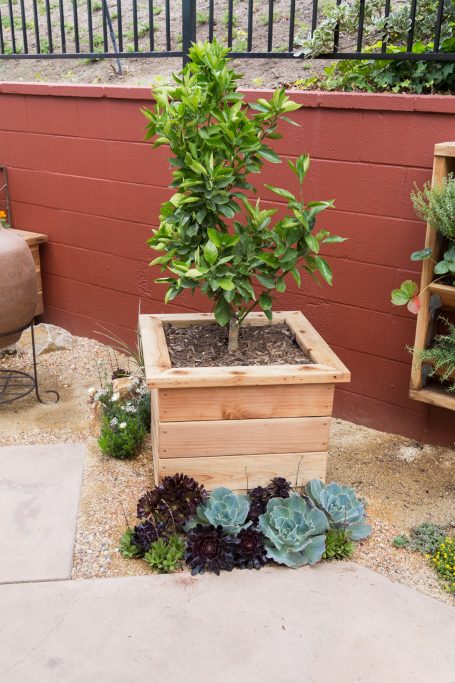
[[0, 563, 453, 683], [0, 444, 84, 583]]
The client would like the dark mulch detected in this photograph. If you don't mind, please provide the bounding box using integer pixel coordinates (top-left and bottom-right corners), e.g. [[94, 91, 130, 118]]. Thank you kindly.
[[163, 322, 312, 368]]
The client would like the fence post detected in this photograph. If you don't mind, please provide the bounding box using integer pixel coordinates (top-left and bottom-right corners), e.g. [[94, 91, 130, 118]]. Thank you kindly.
[[182, 0, 196, 67]]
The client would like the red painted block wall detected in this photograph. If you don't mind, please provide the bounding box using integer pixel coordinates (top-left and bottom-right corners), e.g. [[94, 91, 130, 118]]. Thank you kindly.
[[0, 82, 454, 446]]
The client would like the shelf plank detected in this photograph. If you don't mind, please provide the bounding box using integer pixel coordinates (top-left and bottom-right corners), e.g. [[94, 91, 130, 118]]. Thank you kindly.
[[429, 282, 455, 309], [409, 385, 455, 411]]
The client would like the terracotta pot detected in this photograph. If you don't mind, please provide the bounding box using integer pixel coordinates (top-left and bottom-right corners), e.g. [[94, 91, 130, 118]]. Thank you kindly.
[[0, 227, 38, 348]]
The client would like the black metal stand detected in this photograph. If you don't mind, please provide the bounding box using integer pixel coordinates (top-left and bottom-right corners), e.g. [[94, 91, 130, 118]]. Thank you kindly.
[[0, 321, 60, 405]]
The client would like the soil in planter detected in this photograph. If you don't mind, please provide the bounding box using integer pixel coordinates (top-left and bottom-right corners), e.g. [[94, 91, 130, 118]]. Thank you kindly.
[[163, 323, 312, 368]]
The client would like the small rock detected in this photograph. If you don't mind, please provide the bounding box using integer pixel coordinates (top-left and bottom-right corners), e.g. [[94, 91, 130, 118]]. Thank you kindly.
[[112, 376, 136, 400], [17, 324, 73, 355]]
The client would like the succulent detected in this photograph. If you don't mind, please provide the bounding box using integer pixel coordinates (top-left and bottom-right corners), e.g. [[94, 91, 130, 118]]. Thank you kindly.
[[258, 493, 329, 568], [322, 528, 355, 560], [119, 528, 144, 559], [137, 489, 163, 519], [144, 534, 185, 573], [267, 476, 292, 499], [132, 519, 167, 552], [186, 487, 251, 535], [137, 474, 207, 532], [159, 474, 208, 530], [234, 529, 268, 570], [185, 524, 236, 575], [305, 480, 371, 541], [247, 486, 269, 525]]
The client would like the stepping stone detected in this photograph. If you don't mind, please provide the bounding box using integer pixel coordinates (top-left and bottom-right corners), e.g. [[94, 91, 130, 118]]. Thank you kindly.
[[0, 444, 84, 583]]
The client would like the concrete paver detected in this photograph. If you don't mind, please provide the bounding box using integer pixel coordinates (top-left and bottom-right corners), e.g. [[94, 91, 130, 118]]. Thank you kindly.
[[0, 563, 453, 683], [0, 444, 84, 583]]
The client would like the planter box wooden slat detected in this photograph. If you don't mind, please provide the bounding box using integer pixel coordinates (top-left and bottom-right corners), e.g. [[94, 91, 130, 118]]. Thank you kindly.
[[159, 416, 330, 458], [159, 452, 328, 490], [429, 282, 455, 309], [141, 310, 350, 490], [158, 384, 335, 422]]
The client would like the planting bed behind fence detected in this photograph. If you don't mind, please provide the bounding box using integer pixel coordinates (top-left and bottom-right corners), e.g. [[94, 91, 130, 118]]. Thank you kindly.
[[0, 82, 454, 445]]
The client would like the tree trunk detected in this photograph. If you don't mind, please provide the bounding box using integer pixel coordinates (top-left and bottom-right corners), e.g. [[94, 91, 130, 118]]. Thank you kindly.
[[228, 316, 240, 352]]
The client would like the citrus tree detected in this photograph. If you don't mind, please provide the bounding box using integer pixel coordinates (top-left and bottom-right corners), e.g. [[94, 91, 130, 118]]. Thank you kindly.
[[144, 40, 345, 351]]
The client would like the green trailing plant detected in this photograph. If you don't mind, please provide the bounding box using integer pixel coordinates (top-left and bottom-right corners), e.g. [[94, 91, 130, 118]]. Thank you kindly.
[[185, 524, 236, 575], [144, 534, 186, 573], [119, 528, 144, 559], [258, 492, 329, 568], [186, 486, 251, 534], [305, 480, 371, 541], [409, 522, 448, 554], [418, 318, 455, 391], [411, 175, 455, 241], [98, 412, 146, 460], [143, 39, 344, 351], [323, 528, 355, 560]]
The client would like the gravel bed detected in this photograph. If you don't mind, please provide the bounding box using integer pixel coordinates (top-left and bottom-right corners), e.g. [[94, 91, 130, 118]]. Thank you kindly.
[[0, 334, 453, 604]]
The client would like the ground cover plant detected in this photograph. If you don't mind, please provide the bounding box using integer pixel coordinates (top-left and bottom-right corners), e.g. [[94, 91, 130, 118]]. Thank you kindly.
[[92, 379, 150, 460], [144, 39, 345, 351], [393, 523, 455, 594], [119, 474, 371, 575]]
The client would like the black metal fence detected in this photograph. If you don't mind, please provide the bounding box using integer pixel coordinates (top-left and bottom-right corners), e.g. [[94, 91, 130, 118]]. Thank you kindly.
[[0, 0, 453, 64]]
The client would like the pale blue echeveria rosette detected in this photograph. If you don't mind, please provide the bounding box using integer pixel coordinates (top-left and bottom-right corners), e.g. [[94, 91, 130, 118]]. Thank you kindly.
[[184, 486, 251, 535], [258, 492, 329, 568], [305, 479, 371, 541]]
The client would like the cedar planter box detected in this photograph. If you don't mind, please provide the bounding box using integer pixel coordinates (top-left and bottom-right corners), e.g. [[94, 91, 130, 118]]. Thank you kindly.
[[140, 311, 350, 491]]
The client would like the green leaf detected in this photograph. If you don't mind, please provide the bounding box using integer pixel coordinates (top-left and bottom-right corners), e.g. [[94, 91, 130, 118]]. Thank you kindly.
[[164, 287, 179, 304], [276, 279, 286, 293], [264, 184, 296, 201], [207, 228, 223, 248], [214, 297, 231, 327], [256, 273, 276, 288], [410, 248, 432, 261], [323, 235, 348, 244], [258, 146, 281, 164], [259, 292, 273, 309], [218, 277, 235, 291], [290, 267, 301, 287], [203, 240, 218, 266], [391, 280, 418, 306], [314, 256, 333, 285]]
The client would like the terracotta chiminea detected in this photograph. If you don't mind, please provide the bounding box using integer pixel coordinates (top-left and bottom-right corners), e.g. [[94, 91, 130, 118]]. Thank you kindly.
[[0, 226, 38, 349]]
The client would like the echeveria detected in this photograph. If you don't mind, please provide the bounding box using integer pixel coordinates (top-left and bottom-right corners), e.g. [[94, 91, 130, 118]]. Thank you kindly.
[[258, 493, 328, 568], [305, 480, 371, 541], [185, 487, 251, 535]]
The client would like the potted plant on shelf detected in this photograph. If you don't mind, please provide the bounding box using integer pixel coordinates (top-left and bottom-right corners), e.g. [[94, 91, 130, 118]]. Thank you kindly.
[[139, 40, 350, 490]]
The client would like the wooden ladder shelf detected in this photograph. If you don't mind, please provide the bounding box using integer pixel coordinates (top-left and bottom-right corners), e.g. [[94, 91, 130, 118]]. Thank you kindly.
[[409, 142, 455, 411]]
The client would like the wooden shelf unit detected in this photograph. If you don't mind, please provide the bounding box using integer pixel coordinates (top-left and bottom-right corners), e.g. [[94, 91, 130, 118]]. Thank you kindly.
[[11, 229, 47, 317], [410, 142, 455, 411]]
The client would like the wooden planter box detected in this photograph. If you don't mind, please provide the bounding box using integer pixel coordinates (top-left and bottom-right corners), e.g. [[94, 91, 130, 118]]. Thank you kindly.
[[140, 311, 350, 490], [410, 142, 455, 412]]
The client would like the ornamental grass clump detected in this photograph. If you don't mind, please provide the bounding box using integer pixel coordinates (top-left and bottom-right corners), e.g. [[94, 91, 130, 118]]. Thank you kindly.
[[144, 39, 344, 351]]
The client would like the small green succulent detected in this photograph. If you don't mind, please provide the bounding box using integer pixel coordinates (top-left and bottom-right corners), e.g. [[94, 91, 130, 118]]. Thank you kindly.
[[305, 480, 371, 541], [185, 487, 251, 535], [144, 534, 185, 573], [323, 528, 355, 560], [119, 528, 144, 559], [258, 493, 329, 568], [393, 535, 411, 549]]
